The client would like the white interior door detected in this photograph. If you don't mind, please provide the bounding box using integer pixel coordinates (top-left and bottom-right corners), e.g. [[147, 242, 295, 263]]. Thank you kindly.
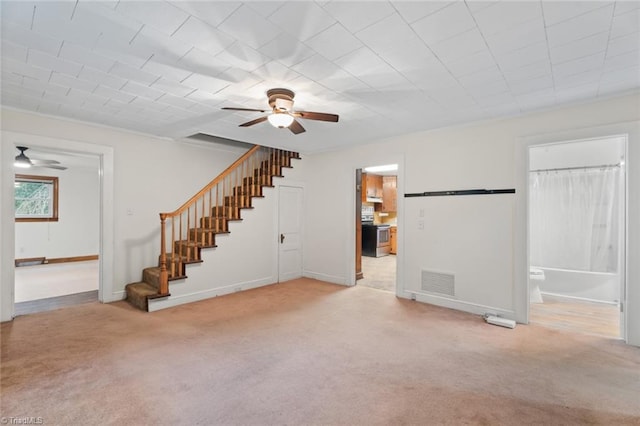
[[278, 185, 303, 282]]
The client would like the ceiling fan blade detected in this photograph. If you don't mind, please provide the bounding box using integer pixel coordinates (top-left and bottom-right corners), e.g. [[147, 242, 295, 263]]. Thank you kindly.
[[31, 159, 61, 165], [293, 111, 339, 122], [239, 116, 269, 127], [35, 164, 67, 170], [222, 107, 268, 113], [288, 119, 306, 135]]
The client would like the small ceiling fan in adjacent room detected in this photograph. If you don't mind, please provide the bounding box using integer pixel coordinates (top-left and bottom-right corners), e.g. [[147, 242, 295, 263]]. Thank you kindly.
[[14, 146, 67, 170], [221, 88, 339, 135]]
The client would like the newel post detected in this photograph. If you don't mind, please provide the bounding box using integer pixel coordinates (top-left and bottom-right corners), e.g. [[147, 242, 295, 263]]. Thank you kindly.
[[159, 213, 169, 295]]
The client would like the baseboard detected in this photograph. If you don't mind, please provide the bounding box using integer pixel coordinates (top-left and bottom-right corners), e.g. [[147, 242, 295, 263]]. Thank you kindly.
[[540, 291, 618, 305], [103, 290, 126, 303], [147, 277, 276, 312], [15, 254, 99, 267], [398, 290, 516, 321], [46, 255, 99, 264], [303, 270, 348, 286]]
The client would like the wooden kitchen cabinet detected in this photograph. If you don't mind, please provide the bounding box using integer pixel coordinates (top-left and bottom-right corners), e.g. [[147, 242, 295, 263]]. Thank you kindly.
[[381, 176, 397, 212], [362, 173, 383, 201], [390, 226, 397, 255]]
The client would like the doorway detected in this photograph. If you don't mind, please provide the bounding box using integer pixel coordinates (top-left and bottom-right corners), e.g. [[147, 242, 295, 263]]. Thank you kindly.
[[278, 185, 303, 282], [13, 146, 101, 315], [356, 164, 398, 293], [528, 136, 626, 338]]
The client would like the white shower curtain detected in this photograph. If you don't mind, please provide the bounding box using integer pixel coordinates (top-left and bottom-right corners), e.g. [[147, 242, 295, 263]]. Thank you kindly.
[[530, 167, 619, 273]]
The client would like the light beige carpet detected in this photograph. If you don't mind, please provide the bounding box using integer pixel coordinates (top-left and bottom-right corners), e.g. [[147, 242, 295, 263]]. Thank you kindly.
[[2, 278, 639, 425]]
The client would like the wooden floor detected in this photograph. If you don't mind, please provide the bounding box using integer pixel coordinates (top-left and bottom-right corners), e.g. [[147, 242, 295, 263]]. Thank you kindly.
[[530, 294, 620, 338]]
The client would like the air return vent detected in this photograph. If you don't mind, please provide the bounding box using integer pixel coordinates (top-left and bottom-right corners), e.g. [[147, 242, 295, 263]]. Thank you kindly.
[[421, 270, 455, 296]]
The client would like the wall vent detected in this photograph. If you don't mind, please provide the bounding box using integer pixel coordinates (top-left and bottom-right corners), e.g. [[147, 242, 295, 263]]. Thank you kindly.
[[421, 269, 455, 296]]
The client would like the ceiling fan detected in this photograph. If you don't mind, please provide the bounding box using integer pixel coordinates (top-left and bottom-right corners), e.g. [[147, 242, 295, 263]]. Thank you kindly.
[[221, 88, 339, 135], [14, 146, 67, 170]]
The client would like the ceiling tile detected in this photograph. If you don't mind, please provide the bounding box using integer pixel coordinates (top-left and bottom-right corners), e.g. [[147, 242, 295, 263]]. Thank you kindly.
[[109, 62, 159, 85], [502, 60, 552, 84], [356, 12, 415, 55], [245, 1, 286, 18], [553, 52, 606, 79], [70, 2, 143, 43], [322, 1, 395, 33], [465, 78, 510, 98], [430, 28, 487, 63], [607, 31, 640, 58], [1, 1, 36, 27], [472, 1, 542, 36], [268, 2, 336, 41], [604, 49, 640, 71], [457, 65, 505, 87], [542, 1, 613, 26], [475, 91, 517, 108], [172, 16, 236, 56], [610, 8, 640, 39], [218, 5, 282, 49], [484, 17, 546, 56], [150, 78, 197, 97], [495, 42, 550, 72], [292, 53, 341, 81], [50, 72, 98, 93], [1, 22, 62, 56], [1, 40, 28, 62], [28, 49, 82, 77], [320, 68, 369, 92], [2, 56, 51, 82], [130, 26, 193, 64], [391, 1, 453, 24], [59, 42, 115, 73], [510, 74, 554, 96], [555, 83, 599, 103], [181, 73, 229, 95], [215, 42, 271, 72], [375, 37, 440, 73], [121, 80, 165, 101], [549, 31, 609, 64], [177, 48, 231, 78], [259, 32, 315, 67], [115, 1, 189, 36], [545, 5, 615, 47], [93, 85, 137, 104], [411, 2, 476, 46], [93, 36, 152, 69], [445, 49, 497, 78], [156, 93, 199, 110], [141, 59, 193, 84], [77, 67, 127, 90], [306, 23, 363, 61], [252, 60, 302, 83], [554, 70, 601, 89], [168, 1, 240, 27]]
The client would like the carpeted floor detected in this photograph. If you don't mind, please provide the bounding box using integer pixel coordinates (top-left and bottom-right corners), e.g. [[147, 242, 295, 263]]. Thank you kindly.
[[2, 278, 639, 425]]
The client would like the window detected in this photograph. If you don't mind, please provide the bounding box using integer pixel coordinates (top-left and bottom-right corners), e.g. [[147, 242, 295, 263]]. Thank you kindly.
[[15, 174, 59, 222]]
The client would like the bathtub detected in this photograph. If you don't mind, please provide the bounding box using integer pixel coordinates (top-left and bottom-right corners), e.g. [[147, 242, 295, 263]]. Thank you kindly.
[[534, 267, 620, 304]]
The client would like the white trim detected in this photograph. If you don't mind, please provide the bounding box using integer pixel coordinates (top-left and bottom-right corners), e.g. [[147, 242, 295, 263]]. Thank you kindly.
[[148, 277, 276, 312], [398, 290, 516, 320], [0, 131, 117, 318], [515, 121, 639, 346], [303, 270, 349, 286]]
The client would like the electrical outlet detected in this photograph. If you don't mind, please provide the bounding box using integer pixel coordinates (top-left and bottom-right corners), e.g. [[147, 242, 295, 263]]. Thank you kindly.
[[417, 220, 424, 230]]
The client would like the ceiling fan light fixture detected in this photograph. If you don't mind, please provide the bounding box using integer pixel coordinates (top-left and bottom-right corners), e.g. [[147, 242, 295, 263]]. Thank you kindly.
[[14, 153, 32, 168], [268, 112, 294, 128]]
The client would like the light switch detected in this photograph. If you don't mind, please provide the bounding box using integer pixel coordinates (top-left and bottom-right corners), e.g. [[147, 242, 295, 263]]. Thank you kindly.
[[419, 208, 424, 217], [126, 208, 134, 216]]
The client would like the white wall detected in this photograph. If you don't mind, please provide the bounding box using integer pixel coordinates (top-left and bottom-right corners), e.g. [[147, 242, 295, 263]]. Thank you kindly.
[[0, 108, 260, 320], [301, 92, 640, 346], [15, 166, 100, 259]]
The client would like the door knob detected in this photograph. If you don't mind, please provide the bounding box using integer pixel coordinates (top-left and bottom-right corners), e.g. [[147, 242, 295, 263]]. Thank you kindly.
[[280, 233, 285, 244]]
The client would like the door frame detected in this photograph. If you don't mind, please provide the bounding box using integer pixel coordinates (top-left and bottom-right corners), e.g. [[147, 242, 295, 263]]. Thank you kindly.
[[1, 131, 115, 321], [515, 121, 638, 345], [276, 182, 304, 283]]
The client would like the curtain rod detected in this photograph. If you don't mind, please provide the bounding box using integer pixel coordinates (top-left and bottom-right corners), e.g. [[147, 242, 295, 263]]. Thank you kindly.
[[530, 163, 621, 173]]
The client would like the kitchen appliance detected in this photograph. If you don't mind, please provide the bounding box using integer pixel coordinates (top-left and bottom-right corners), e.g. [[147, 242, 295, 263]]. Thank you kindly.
[[362, 224, 391, 257], [361, 205, 374, 224]]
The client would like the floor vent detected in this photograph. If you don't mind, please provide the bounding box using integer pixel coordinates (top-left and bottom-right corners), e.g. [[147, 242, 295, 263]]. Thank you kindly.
[[421, 269, 455, 296]]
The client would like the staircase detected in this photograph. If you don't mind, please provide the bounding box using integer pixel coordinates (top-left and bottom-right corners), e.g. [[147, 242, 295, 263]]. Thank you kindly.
[[125, 145, 300, 311]]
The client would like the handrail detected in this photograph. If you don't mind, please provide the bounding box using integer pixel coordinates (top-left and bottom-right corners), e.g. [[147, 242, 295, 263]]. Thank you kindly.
[[161, 145, 261, 218], [156, 144, 297, 297]]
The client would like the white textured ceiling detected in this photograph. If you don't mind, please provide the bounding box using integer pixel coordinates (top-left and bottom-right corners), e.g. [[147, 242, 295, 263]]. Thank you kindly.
[[1, 1, 639, 153]]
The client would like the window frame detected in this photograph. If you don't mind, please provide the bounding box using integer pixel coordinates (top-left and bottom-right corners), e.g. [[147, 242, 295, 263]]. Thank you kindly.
[[15, 174, 59, 222]]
